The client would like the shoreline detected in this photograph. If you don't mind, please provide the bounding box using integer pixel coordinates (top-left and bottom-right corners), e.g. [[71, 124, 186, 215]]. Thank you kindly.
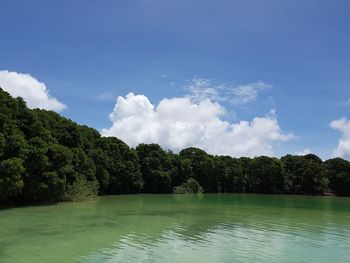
[[1, 192, 346, 209]]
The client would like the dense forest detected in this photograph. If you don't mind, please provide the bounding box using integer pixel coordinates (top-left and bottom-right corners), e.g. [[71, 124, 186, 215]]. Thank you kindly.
[[1, 87, 350, 204]]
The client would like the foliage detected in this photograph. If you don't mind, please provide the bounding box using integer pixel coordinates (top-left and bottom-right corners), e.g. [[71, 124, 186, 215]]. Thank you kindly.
[[248, 156, 284, 194], [281, 154, 328, 195], [173, 178, 203, 194], [0, 88, 142, 202], [136, 144, 172, 193], [0, 158, 25, 200], [324, 158, 350, 196], [63, 179, 99, 202], [0, 87, 350, 204]]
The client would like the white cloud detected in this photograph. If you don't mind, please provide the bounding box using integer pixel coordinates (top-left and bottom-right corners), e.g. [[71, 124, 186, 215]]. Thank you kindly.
[[185, 78, 225, 103], [229, 81, 271, 105], [295, 148, 312, 156], [102, 93, 294, 157], [330, 118, 350, 159], [339, 99, 350, 106], [96, 92, 115, 101], [0, 70, 66, 112], [184, 78, 271, 105]]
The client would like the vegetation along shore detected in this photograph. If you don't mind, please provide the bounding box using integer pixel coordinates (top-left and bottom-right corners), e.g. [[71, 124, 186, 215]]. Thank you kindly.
[[1, 87, 350, 205]]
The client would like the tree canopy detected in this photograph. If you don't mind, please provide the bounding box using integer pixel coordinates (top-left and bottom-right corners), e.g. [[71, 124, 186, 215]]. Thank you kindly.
[[0, 87, 350, 204]]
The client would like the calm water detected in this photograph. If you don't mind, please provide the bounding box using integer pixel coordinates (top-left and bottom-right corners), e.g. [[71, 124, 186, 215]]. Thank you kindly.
[[1, 194, 350, 263]]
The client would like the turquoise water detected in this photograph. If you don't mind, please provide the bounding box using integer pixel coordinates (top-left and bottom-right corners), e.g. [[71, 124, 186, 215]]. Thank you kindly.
[[1, 194, 350, 263]]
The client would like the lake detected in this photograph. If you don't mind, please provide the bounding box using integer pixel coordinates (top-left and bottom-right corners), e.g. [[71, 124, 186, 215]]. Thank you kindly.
[[0, 194, 350, 263]]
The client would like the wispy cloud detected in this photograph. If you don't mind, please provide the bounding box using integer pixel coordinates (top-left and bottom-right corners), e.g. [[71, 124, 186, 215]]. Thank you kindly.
[[229, 81, 271, 105], [185, 78, 226, 103], [184, 78, 271, 105], [96, 92, 116, 101], [338, 99, 350, 106]]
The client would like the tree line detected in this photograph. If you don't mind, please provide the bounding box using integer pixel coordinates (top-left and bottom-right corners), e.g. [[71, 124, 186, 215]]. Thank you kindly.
[[0, 88, 350, 204]]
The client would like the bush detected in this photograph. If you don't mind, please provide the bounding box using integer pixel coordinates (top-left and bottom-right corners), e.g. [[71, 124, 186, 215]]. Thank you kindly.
[[173, 178, 203, 194], [63, 179, 99, 202]]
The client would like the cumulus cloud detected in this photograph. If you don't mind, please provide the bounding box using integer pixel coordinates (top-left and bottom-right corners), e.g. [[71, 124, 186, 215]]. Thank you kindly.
[[102, 93, 294, 157], [185, 78, 271, 105], [330, 118, 350, 159], [0, 70, 66, 112], [295, 148, 312, 156]]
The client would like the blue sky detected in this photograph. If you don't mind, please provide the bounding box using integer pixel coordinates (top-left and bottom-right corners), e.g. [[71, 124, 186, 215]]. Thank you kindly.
[[0, 0, 350, 159]]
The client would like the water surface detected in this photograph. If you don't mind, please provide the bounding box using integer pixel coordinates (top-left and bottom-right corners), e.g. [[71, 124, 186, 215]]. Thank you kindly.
[[1, 194, 350, 263]]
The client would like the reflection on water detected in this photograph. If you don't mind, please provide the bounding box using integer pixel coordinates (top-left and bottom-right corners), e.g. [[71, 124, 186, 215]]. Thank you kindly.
[[1, 194, 350, 263]]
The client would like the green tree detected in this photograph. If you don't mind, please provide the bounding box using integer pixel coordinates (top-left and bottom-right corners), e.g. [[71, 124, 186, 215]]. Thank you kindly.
[[136, 144, 172, 193], [1, 87, 349, 203], [282, 154, 327, 195], [324, 158, 350, 196], [24, 144, 73, 201], [217, 156, 245, 193], [0, 132, 5, 158], [94, 137, 143, 194], [179, 147, 215, 192], [0, 158, 25, 200], [247, 156, 284, 194], [173, 178, 203, 194]]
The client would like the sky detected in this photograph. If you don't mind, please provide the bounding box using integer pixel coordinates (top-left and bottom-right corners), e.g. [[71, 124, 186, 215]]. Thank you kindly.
[[0, 0, 350, 159]]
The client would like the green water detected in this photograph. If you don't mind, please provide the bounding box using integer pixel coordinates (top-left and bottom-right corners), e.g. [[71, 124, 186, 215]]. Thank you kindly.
[[1, 194, 350, 263]]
